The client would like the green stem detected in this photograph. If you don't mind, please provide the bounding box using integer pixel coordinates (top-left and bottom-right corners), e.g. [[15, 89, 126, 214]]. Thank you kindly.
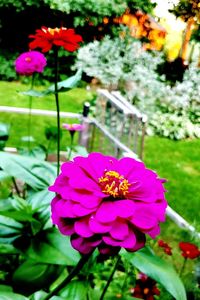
[[43, 252, 93, 300], [179, 257, 187, 277], [28, 75, 34, 152], [68, 134, 74, 160], [45, 138, 52, 161], [12, 177, 20, 197], [54, 48, 60, 175], [99, 255, 121, 300], [121, 261, 129, 293]]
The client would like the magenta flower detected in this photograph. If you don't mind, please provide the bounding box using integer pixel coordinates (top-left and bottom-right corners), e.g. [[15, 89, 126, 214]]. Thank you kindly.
[[63, 123, 84, 132], [49, 153, 167, 255], [15, 51, 47, 76]]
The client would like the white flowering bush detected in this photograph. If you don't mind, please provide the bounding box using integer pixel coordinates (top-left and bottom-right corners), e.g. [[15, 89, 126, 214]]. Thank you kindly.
[[147, 112, 200, 140], [74, 37, 200, 140], [74, 35, 163, 88]]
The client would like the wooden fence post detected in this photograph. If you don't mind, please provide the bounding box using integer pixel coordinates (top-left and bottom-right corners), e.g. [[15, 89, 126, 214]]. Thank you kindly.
[[79, 102, 91, 149]]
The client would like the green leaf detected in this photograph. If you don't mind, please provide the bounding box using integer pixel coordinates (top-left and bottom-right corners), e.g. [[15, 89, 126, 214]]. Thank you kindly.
[[0, 170, 10, 181], [29, 291, 48, 300], [30, 291, 65, 300], [27, 188, 52, 210], [20, 90, 45, 97], [30, 294, 64, 300], [13, 260, 63, 295], [46, 228, 80, 265], [0, 216, 23, 242], [0, 123, 9, 138], [25, 231, 80, 266], [0, 198, 13, 211], [59, 280, 88, 299], [104, 295, 139, 300], [31, 219, 43, 235], [0, 152, 56, 190], [0, 215, 23, 231], [18, 146, 46, 160], [0, 243, 19, 254], [0, 291, 28, 300], [0, 236, 21, 244], [20, 69, 82, 97], [0, 285, 13, 292], [0, 210, 35, 222], [66, 145, 88, 160], [121, 247, 187, 300], [46, 69, 82, 94], [0, 123, 9, 149], [27, 188, 53, 227]]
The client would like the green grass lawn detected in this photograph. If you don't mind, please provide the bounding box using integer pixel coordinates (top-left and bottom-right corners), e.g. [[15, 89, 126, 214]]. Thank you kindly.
[[0, 81, 94, 150], [144, 136, 200, 227], [0, 81, 199, 242], [0, 80, 93, 112]]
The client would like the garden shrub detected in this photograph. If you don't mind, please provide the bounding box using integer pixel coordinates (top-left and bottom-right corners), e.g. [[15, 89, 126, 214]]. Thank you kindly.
[[0, 51, 18, 81], [74, 36, 200, 140]]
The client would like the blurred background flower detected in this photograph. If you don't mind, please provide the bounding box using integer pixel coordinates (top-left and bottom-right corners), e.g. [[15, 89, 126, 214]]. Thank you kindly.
[[15, 50, 47, 76], [131, 272, 160, 300]]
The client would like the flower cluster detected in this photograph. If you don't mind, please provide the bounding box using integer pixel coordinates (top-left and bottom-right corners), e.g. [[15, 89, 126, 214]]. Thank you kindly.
[[131, 273, 160, 300], [179, 242, 200, 259], [15, 51, 47, 76], [158, 239, 172, 256], [49, 152, 167, 254], [29, 26, 83, 53]]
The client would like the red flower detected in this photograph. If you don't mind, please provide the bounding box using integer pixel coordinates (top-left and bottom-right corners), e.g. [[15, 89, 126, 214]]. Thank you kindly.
[[158, 239, 172, 256], [131, 273, 160, 300], [179, 242, 200, 259], [164, 246, 172, 256], [158, 239, 168, 248], [29, 26, 83, 53]]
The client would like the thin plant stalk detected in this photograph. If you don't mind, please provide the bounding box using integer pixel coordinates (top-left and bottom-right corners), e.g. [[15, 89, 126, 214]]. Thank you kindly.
[[179, 257, 187, 277], [54, 47, 60, 175], [12, 177, 20, 197], [28, 74, 34, 152], [45, 138, 52, 161], [68, 133, 74, 160], [43, 252, 93, 300], [99, 255, 121, 300]]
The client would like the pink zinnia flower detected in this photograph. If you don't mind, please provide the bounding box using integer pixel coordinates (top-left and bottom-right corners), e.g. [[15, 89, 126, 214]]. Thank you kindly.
[[49, 153, 167, 255], [63, 123, 84, 139], [63, 123, 84, 132], [15, 51, 47, 76]]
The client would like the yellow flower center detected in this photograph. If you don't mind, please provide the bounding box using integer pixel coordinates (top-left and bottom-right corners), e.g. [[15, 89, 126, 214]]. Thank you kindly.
[[42, 27, 67, 35], [143, 288, 149, 295], [98, 170, 131, 198], [25, 57, 31, 62]]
